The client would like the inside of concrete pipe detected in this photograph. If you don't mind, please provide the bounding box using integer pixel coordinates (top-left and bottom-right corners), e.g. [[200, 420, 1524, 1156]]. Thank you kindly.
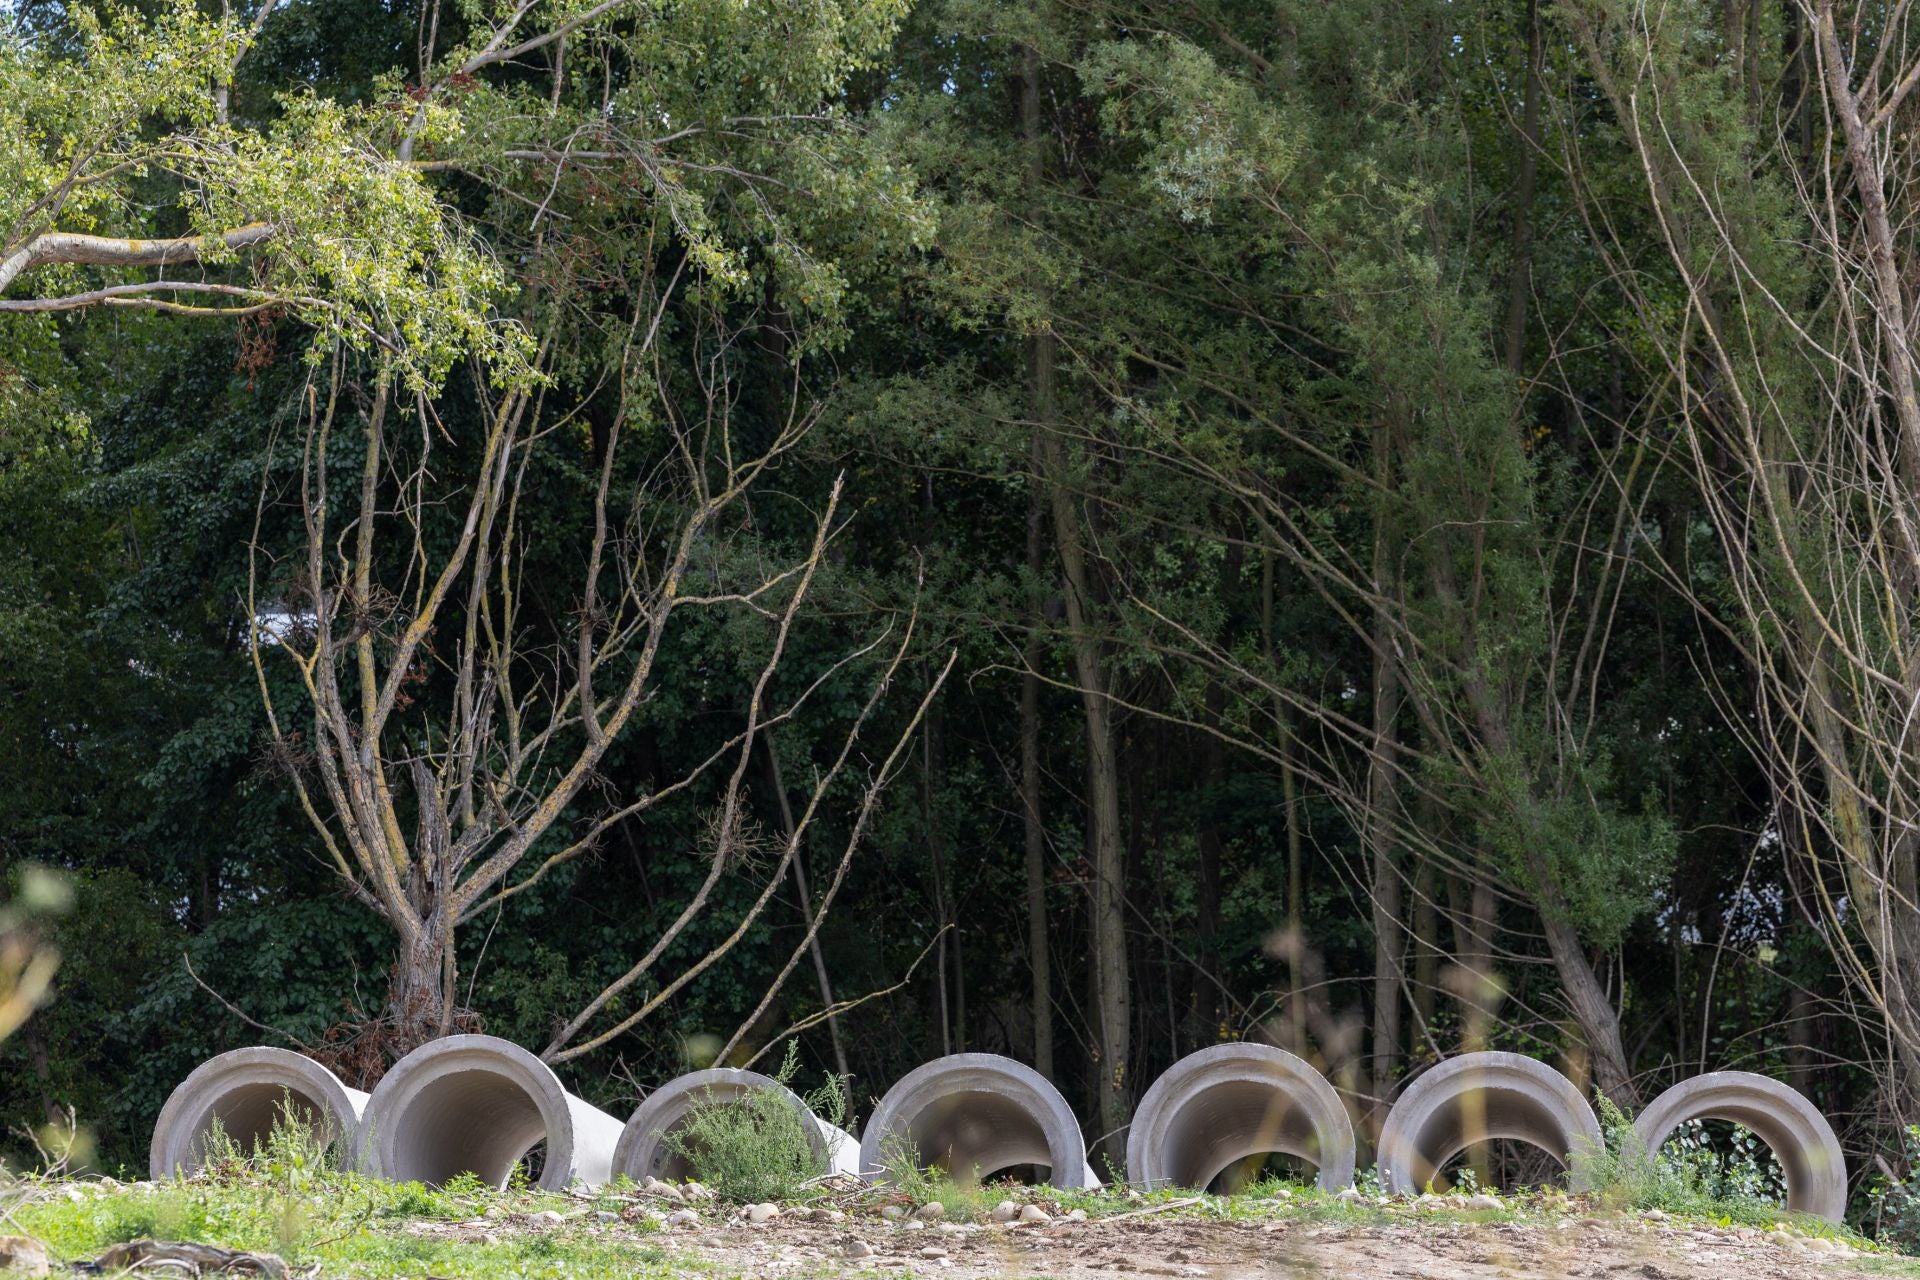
[[1404, 1086, 1579, 1190], [383, 1069, 551, 1188], [892, 1090, 1057, 1185], [190, 1084, 332, 1164], [1156, 1079, 1327, 1192], [1657, 1108, 1802, 1207], [641, 1085, 758, 1182]]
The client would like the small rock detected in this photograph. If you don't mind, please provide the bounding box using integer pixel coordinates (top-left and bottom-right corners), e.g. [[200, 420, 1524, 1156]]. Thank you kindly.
[[990, 1201, 1020, 1224], [746, 1203, 781, 1224], [1019, 1204, 1052, 1224], [914, 1201, 946, 1221], [843, 1239, 875, 1259], [666, 1209, 700, 1227], [880, 1204, 907, 1221], [1065, 1209, 1088, 1223], [0, 1238, 49, 1278], [901, 1219, 928, 1232]]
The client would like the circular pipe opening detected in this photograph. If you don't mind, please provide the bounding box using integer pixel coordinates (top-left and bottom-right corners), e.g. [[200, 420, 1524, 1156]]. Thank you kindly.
[[1633, 1072, 1846, 1221], [1127, 1045, 1355, 1192], [150, 1048, 366, 1178], [861, 1053, 1097, 1188], [892, 1088, 1057, 1184], [360, 1035, 579, 1190], [613, 1068, 846, 1182], [1377, 1052, 1602, 1194], [384, 1068, 551, 1187]]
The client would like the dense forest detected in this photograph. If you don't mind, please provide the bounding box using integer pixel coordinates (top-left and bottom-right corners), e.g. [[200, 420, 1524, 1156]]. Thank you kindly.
[[4, 0, 1918, 1231]]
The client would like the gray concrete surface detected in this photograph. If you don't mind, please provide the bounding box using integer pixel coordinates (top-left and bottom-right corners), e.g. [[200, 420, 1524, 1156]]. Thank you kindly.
[[1376, 1051, 1603, 1193], [150, 1046, 369, 1178], [1126, 1043, 1355, 1191], [860, 1052, 1100, 1188], [1633, 1070, 1847, 1221], [612, 1067, 858, 1181], [358, 1034, 623, 1190]]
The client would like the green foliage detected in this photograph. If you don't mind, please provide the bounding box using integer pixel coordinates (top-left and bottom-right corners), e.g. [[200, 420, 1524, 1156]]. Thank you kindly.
[[660, 1043, 848, 1203], [1574, 1096, 1783, 1224]]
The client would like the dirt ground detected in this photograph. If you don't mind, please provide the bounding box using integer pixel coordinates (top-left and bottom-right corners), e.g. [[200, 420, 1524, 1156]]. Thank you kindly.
[[664, 1213, 1879, 1279], [408, 1200, 1897, 1280]]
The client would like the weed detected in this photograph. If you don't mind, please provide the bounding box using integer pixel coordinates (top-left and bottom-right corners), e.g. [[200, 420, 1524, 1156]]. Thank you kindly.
[[659, 1042, 849, 1203], [1572, 1095, 1782, 1224]]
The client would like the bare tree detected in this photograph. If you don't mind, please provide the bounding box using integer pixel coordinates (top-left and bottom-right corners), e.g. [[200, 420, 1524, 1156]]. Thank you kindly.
[[1564, 0, 1920, 1118], [249, 293, 925, 1069]]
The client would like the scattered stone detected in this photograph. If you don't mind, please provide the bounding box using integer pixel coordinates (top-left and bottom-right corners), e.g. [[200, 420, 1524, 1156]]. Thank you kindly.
[[914, 1201, 947, 1221], [843, 1239, 875, 1259], [990, 1201, 1020, 1224], [0, 1237, 48, 1278], [745, 1203, 781, 1224], [901, 1219, 928, 1232], [1019, 1204, 1052, 1224], [665, 1209, 700, 1227]]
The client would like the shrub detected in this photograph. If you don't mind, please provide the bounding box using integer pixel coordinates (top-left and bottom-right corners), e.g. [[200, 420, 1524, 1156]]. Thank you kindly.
[[660, 1043, 848, 1203]]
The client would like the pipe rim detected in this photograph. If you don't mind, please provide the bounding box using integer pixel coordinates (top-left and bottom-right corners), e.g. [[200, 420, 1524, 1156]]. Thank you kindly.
[[359, 1033, 577, 1190], [150, 1047, 361, 1178], [1632, 1071, 1847, 1221], [859, 1052, 1094, 1188], [1126, 1043, 1356, 1191], [612, 1067, 832, 1181], [1376, 1051, 1603, 1193]]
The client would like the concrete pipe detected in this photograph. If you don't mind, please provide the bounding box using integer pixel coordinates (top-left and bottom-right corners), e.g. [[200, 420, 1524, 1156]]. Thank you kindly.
[[358, 1034, 624, 1190], [612, 1067, 859, 1181], [1126, 1043, 1355, 1192], [1633, 1071, 1847, 1222], [151, 1047, 369, 1178], [860, 1052, 1100, 1188], [1376, 1051, 1603, 1194]]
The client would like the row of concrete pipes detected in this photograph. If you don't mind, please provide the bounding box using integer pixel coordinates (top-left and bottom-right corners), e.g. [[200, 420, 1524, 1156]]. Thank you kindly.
[[149, 1037, 1849, 1222]]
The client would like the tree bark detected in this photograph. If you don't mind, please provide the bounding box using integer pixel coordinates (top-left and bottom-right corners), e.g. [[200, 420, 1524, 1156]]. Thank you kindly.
[[1368, 424, 1406, 1128], [763, 738, 850, 1080], [1502, 0, 1543, 376], [1021, 482, 1054, 1077]]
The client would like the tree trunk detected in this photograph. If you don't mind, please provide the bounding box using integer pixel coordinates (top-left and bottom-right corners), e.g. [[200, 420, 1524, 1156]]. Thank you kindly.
[[763, 738, 850, 1080], [1021, 523, 1054, 1077], [1368, 425, 1405, 1128], [1024, 37, 1130, 1153], [1502, 0, 1543, 376]]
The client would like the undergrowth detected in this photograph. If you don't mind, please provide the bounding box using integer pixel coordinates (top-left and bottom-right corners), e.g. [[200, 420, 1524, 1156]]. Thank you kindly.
[[659, 1042, 850, 1204], [1572, 1095, 1790, 1227], [3, 1102, 683, 1280]]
